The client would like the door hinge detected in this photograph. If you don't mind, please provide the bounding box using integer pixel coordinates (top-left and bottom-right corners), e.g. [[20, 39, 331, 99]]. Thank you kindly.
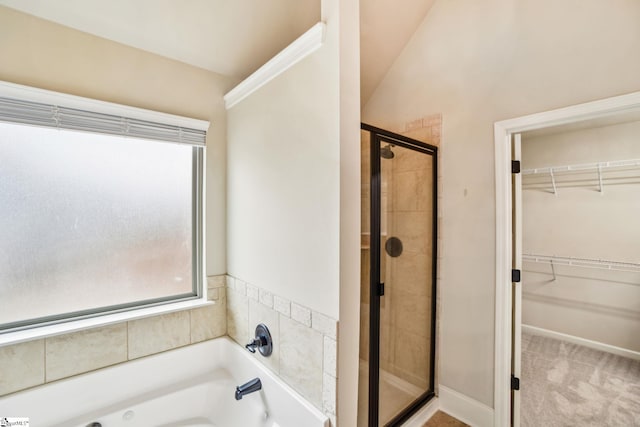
[[511, 160, 521, 174], [512, 269, 521, 283], [378, 282, 385, 296], [511, 374, 520, 390]]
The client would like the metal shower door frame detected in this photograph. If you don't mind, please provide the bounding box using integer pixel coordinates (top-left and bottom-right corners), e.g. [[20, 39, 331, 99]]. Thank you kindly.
[[361, 123, 438, 427]]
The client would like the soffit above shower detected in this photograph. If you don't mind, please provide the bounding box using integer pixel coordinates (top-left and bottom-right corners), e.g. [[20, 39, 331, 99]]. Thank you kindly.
[[0, 0, 319, 80]]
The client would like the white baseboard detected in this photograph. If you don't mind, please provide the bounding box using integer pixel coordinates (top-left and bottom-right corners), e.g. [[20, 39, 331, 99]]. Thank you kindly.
[[402, 397, 440, 427], [522, 324, 640, 361], [439, 385, 494, 427]]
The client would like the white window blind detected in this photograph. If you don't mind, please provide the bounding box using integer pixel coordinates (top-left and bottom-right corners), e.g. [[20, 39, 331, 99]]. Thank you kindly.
[[0, 96, 206, 145]]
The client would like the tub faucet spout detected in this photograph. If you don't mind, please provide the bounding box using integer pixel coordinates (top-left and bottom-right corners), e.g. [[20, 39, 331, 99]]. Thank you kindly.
[[235, 377, 262, 400]]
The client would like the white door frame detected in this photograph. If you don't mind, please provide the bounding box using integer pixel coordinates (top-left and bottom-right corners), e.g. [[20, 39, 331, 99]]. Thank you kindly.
[[493, 91, 640, 427]]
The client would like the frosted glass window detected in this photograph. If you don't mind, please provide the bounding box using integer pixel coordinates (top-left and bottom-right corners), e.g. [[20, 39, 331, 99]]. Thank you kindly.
[[0, 122, 201, 329]]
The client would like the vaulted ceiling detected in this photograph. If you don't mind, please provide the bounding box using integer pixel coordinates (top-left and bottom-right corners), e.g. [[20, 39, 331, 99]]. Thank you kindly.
[[0, 0, 435, 104]]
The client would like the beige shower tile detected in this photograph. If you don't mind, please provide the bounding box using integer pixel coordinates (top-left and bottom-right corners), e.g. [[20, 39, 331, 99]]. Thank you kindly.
[[280, 315, 323, 408], [393, 171, 419, 211], [191, 301, 226, 343], [291, 302, 311, 327], [259, 289, 274, 308], [394, 211, 433, 255], [323, 336, 337, 377], [207, 275, 226, 289], [225, 275, 235, 288], [207, 287, 220, 301], [233, 278, 247, 295], [248, 299, 280, 373], [391, 252, 432, 296], [227, 289, 249, 345], [416, 169, 435, 212], [128, 311, 190, 359], [273, 295, 291, 317], [393, 292, 432, 339], [0, 339, 44, 395], [322, 372, 337, 415], [394, 329, 430, 384], [246, 283, 259, 301], [394, 147, 434, 173], [46, 324, 127, 381], [312, 311, 337, 339]]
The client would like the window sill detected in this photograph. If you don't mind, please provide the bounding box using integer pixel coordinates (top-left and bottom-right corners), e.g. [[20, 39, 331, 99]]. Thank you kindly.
[[0, 298, 214, 347]]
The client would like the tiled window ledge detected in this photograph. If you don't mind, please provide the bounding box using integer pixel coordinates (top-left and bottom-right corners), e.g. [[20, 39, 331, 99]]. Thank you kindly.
[[1, 276, 228, 348], [0, 275, 228, 396], [0, 298, 214, 348]]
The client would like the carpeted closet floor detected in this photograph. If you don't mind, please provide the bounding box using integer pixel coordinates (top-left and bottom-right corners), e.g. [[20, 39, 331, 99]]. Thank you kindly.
[[421, 410, 468, 427], [521, 331, 640, 426]]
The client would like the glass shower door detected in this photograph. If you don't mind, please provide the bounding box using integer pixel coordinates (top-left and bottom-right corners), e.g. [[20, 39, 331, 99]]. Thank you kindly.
[[359, 123, 437, 427], [378, 141, 436, 425]]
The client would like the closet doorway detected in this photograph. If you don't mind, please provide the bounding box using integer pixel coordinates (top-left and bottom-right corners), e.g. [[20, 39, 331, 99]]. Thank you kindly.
[[515, 120, 640, 426], [494, 91, 640, 427], [358, 124, 438, 427]]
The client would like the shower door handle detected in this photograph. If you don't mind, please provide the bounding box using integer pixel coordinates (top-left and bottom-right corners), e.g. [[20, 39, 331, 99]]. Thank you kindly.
[[378, 282, 385, 296]]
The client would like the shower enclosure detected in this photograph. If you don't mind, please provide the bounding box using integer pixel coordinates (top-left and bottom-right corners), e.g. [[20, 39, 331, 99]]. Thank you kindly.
[[359, 124, 438, 426]]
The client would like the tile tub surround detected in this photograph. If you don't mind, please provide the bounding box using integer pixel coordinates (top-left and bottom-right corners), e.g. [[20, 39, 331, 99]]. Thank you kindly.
[[226, 275, 338, 425], [0, 275, 227, 396]]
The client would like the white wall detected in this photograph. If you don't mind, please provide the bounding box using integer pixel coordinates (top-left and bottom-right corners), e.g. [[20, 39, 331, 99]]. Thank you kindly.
[[521, 120, 640, 352], [226, 1, 361, 423], [362, 0, 640, 407], [226, 34, 340, 319]]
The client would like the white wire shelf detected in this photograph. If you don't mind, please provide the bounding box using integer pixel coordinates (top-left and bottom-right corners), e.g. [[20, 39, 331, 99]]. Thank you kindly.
[[523, 253, 640, 274], [522, 158, 640, 194]]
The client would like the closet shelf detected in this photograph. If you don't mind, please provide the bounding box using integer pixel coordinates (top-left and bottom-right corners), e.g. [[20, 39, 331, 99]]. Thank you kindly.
[[523, 253, 640, 274], [522, 158, 640, 194]]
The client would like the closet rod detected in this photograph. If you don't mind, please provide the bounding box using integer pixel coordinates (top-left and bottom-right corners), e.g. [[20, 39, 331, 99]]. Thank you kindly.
[[523, 253, 640, 274], [522, 158, 640, 175]]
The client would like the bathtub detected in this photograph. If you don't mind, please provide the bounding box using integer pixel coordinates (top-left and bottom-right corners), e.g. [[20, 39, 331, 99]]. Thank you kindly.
[[0, 336, 329, 427]]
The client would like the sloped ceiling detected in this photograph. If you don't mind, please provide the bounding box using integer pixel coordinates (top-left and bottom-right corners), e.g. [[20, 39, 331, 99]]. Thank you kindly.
[[360, 0, 436, 104], [0, 0, 435, 103], [0, 0, 320, 79]]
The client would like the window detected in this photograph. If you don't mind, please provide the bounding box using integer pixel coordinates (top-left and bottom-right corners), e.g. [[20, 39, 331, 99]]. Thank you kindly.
[[0, 84, 207, 332]]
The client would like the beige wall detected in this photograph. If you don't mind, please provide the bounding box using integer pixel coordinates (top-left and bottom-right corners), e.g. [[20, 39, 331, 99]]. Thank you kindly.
[[0, 6, 234, 396], [521, 120, 640, 352], [0, 5, 235, 275], [362, 0, 640, 406]]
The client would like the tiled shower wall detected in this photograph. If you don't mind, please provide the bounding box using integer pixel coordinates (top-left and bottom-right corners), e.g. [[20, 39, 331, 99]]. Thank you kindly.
[[225, 275, 338, 427], [0, 275, 227, 396]]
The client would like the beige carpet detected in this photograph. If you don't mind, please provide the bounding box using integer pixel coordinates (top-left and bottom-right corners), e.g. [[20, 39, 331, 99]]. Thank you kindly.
[[422, 410, 468, 427], [521, 331, 640, 426]]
